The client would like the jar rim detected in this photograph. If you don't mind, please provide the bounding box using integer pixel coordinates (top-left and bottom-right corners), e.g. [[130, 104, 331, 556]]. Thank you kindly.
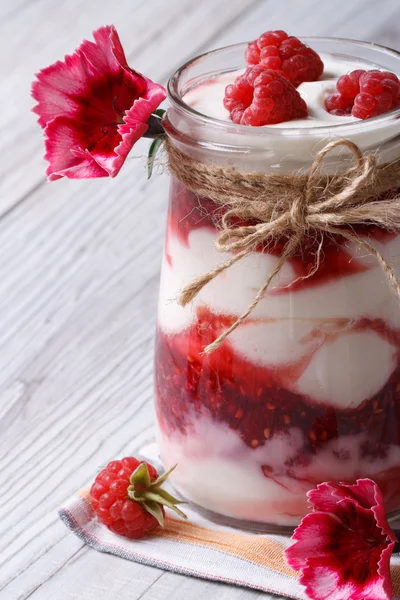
[[167, 37, 400, 138]]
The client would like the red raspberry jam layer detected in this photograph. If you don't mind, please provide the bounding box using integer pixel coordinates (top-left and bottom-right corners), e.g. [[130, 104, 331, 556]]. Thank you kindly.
[[166, 178, 398, 292], [155, 307, 400, 461]]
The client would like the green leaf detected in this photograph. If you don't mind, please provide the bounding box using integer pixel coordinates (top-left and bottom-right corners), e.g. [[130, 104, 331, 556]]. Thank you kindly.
[[152, 464, 177, 487], [170, 505, 188, 520], [143, 492, 187, 520], [143, 500, 165, 527], [147, 137, 163, 179], [142, 491, 175, 506], [151, 488, 186, 506], [130, 462, 151, 488], [127, 486, 145, 502]]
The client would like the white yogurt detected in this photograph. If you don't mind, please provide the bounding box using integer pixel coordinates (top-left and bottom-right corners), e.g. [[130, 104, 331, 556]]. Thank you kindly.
[[158, 417, 309, 525], [158, 228, 400, 331], [296, 330, 397, 409], [184, 55, 362, 128], [158, 417, 400, 525]]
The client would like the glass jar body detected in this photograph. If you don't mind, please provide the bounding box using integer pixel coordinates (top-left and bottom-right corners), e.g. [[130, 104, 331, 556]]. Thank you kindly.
[[154, 39, 400, 530]]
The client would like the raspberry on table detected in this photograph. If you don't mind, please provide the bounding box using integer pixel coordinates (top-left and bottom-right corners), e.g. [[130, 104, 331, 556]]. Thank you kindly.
[[90, 457, 186, 539], [245, 30, 324, 87], [223, 65, 308, 126], [325, 69, 400, 120]]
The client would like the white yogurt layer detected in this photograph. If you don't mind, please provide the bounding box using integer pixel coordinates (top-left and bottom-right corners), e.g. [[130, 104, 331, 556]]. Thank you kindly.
[[158, 227, 400, 409], [171, 52, 400, 168], [159, 228, 400, 325], [158, 417, 400, 525], [296, 330, 397, 409], [158, 418, 309, 525]]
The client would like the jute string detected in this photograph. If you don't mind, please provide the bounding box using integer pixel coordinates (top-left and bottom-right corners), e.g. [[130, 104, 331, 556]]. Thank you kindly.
[[165, 137, 400, 353]]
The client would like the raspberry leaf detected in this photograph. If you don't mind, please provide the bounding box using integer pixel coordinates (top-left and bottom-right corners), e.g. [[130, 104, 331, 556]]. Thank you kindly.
[[142, 491, 187, 520], [152, 488, 186, 506], [153, 464, 177, 487], [127, 462, 187, 525], [130, 462, 151, 488], [143, 500, 165, 527]]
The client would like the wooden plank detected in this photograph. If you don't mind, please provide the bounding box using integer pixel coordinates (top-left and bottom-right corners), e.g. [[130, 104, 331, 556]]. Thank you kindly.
[[0, 0, 31, 21], [0, 0, 264, 597], [2, 0, 400, 598], [14, 547, 277, 600], [215, 0, 400, 47]]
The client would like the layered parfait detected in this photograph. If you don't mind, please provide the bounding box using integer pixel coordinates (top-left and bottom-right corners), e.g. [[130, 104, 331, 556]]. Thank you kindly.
[[155, 32, 400, 527]]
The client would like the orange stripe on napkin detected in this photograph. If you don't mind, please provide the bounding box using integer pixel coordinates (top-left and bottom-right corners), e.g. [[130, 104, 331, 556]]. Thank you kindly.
[[155, 517, 297, 578], [80, 489, 294, 576]]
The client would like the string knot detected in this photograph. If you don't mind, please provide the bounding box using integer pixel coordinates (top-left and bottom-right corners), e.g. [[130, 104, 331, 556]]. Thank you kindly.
[[289, 192, 309, 232], [165, 137, 400, 353]]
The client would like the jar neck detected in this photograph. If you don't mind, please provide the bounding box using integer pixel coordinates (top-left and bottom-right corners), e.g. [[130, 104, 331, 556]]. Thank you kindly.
[[164, 109, 400, 174], [166, 39, 400, 173]]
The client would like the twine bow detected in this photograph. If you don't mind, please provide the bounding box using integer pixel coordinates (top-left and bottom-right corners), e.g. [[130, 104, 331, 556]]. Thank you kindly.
[[166, 138, 400, 353]]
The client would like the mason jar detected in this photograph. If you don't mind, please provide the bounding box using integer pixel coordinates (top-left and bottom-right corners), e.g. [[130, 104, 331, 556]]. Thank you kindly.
[[154, 38, 400, 532]]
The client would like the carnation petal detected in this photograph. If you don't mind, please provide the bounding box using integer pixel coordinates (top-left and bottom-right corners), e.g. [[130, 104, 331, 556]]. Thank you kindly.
[[98, 25, 129, 69], [285, 512, 343, 570], [92, 122, 148, 177], [121, 84, 167, 135], [301, 563, 391, 600], [32, 52, 94, 128], [286, 479, 396, 600], [44, 117, 108, 180], [307, 482, 345, 514], [308, 479, 378, 513], [79, 25, 127, 76]]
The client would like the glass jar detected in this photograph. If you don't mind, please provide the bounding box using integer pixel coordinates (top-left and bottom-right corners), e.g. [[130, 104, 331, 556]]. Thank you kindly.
[[154, 38, 400, 532]]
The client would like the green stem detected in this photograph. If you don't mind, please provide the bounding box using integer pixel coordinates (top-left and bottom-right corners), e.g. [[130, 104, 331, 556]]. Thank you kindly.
[[143, 114, 166, 139]]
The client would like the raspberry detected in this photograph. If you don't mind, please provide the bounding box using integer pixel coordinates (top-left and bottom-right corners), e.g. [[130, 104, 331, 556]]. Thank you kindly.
[[90, 457, 186, 539], [245, 30, 324, 87], [324, 93, 352, 113], [336, 69, 365, 99], [326, 69, 400, 120], [224, 66, 308, 126]]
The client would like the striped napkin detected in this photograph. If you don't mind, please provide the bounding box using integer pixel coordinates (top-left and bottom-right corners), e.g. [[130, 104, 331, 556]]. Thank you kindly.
[[59, 444, 400, 600]]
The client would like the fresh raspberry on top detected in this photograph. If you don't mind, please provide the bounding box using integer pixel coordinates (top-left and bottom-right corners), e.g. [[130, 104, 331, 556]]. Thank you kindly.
[[223, 65, 308, 126], [336, 69, 366, 99], [245, 30, 324, 87], [324, 93, 353, 116], [90, 457, 186, 539], [325, 69, 400, 120]]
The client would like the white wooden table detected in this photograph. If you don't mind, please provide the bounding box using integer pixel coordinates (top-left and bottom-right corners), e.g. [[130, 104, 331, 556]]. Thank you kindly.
[[1, 1, 400, 598]]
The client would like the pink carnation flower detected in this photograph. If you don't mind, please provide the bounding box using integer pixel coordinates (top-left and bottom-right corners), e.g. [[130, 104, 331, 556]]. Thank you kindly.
[[285, 479, 397, 600], [32, 25, 166, 180]]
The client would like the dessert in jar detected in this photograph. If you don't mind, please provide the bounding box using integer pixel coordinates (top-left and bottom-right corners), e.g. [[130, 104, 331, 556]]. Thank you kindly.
[[154, 34, 400, 531]]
